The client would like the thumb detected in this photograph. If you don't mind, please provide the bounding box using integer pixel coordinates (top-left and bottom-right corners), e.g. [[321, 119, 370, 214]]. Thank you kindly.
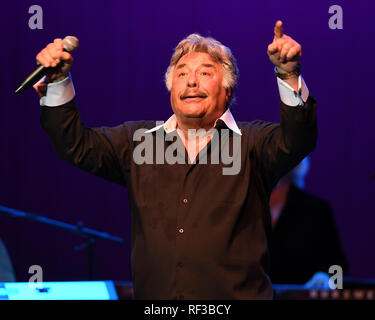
[[268, 42, 278, 54], [33, 79, 48, 98], [61, 51, 73, 63]]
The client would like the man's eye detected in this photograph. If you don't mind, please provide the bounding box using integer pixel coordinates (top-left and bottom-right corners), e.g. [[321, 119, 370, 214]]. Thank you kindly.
[[201, 72, 210, 76], [178, 73, 186, 77]]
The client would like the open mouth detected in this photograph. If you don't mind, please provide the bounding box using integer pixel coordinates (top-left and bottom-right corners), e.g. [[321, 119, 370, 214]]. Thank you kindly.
[[180, 94, 207, 101]]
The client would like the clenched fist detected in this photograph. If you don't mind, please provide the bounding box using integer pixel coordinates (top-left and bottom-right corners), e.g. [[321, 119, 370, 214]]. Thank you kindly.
[[267, 20, 301, 74], [36, 38, 74, 83]]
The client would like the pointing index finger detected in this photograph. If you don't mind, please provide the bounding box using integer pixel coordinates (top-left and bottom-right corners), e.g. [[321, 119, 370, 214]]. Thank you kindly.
[[274, 20, 284, 39]]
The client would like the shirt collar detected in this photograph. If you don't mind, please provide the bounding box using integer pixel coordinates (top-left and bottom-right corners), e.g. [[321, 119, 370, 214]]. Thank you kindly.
[[144, 108, 242, 136]]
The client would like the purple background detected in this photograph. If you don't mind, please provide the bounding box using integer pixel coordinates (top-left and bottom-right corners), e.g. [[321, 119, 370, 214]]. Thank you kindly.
[[0, 0, 373, 282]]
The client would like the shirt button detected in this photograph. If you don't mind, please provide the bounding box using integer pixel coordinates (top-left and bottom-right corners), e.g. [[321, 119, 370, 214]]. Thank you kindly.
[[183, 198, 188, 204], [178, 228, 184, 234], [177, 261, 183, 267]]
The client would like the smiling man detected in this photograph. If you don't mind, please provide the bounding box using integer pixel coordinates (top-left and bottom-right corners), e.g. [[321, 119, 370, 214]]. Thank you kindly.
[[171, 52, 228, 127], [35, 21, 317, 299]]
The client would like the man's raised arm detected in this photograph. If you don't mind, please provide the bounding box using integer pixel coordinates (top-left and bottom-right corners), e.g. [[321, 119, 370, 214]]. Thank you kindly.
[[254, 21, 318, 192], [35, 39, 130, 187]]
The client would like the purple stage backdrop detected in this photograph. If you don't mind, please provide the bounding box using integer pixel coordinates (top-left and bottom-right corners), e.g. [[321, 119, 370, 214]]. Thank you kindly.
[[0, 0, 374, 282]]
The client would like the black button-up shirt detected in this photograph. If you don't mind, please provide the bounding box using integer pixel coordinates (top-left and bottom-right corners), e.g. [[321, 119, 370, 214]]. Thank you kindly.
[[40, 95, 317, 299]]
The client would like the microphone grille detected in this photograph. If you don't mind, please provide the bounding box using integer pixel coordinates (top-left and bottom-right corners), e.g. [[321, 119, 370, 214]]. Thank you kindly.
[[63, 36, 79, 52]]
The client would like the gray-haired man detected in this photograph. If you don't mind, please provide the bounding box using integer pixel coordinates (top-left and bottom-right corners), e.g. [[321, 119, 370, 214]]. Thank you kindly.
[[35, 21, 317, 299]]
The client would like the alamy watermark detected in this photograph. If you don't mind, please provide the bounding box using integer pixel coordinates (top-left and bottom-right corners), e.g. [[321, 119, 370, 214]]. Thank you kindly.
[[133, 126, 242, 175], [28, 5, 43, 30], [329, 5, 343, 30], [328, 265, 343, 289], [28, 264, 43, 289]]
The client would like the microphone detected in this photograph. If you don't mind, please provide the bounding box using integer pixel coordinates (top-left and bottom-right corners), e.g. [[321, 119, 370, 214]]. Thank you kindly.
[[15, 36, 79, 94]]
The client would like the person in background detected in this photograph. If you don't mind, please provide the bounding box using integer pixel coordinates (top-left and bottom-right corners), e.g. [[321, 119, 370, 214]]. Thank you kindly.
[[269, 157, 348, 288]]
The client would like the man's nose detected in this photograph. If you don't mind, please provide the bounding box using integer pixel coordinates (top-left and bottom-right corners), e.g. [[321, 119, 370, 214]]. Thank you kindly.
[[187, 73, 198, 87]]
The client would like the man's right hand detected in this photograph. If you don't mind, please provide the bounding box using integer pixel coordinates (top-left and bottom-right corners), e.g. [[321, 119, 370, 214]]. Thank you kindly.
[[36, 38, 74, 83]]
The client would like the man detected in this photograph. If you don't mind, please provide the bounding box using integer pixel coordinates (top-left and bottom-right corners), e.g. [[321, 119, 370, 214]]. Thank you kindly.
[[34, 21, 317, 299]]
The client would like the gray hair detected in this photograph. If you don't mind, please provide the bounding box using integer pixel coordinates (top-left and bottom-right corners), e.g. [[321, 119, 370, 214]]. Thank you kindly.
[[165, 33, 239, 108]]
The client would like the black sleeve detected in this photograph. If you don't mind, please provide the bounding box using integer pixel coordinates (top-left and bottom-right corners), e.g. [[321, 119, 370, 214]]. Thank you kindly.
[[40, 99, 132, 187], [254, 95, 318, 193]]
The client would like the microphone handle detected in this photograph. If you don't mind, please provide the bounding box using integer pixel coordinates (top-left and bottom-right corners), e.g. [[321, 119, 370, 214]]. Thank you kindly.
[[15, 64, 46, 94], [15, 47, 70, 94]]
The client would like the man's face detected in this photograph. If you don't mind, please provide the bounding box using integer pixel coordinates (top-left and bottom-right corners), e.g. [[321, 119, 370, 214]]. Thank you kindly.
[[170, 52, 229, 127]]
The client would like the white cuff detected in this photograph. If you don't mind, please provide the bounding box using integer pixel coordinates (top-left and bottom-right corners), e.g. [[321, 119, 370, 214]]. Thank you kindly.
[[40, 74, 75, 107], [277, 75, 309, 107]]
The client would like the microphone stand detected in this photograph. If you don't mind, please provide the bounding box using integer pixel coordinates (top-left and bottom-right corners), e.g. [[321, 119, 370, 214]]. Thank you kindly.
[[0, 204, 124, 281]]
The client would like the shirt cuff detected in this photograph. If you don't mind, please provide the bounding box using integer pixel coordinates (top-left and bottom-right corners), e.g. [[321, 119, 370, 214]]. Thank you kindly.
[[277, 75, 309, 107], [40, 74, 75, 107]]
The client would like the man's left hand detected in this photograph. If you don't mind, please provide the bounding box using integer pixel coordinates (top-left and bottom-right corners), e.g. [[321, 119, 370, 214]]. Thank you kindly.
[[267, 20, 301, 73]]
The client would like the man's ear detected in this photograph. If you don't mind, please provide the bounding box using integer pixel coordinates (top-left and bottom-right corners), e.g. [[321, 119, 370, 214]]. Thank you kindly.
[[225, 88, 232, 103]]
